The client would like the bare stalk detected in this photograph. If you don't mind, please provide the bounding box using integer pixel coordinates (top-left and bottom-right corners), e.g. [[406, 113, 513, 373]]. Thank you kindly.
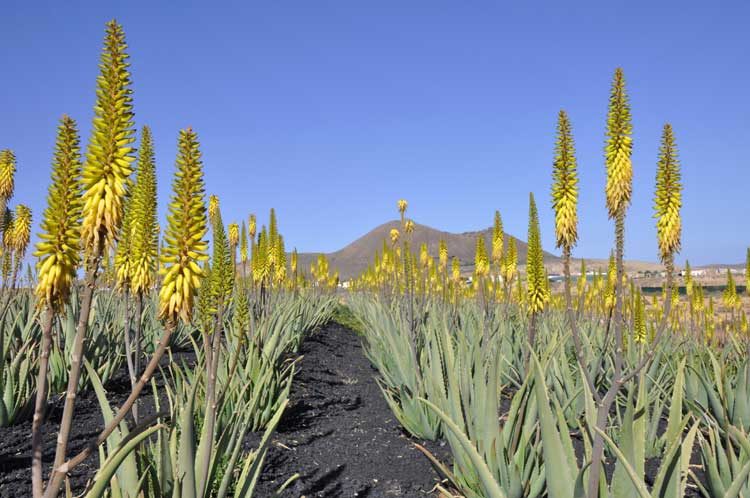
[[121, 288, 138, 421], [218, 336, 243, 409], [564, 247, 601, 404], [48, 250, 102, 487], [528, 311, 538, 361], [42, 318, 176, 498], [198, 303, 224, 495], [31, 308, 55, 498], [585, 217, 674, 498], [133, 292, 143, 422], [585, 211, 625, 498]]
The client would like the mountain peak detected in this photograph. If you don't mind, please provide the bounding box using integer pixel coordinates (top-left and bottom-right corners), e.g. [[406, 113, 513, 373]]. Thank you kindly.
[[297, 220, 559, 280]]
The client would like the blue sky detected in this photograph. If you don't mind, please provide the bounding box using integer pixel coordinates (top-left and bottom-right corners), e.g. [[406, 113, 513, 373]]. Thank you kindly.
[[1, 1, 748, 265]]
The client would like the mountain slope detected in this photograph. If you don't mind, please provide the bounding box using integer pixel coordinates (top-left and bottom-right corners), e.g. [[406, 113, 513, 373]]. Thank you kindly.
[[297, 220, 560, 280]]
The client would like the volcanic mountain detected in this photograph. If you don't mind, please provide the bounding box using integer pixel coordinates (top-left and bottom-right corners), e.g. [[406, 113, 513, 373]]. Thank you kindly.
[[297, 220, 560, 280]]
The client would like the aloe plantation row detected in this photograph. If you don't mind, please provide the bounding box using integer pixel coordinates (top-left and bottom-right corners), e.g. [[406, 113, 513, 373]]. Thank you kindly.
[[2, 288, 334, 496], [345, 69, 750, 498], [0, 19, 339, 498], [350, 294, 750, 498], [3, 14, 750, 498]]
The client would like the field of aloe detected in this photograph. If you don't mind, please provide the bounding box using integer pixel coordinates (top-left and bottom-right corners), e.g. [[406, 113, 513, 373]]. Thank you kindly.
[[2, 18, 750, 498]]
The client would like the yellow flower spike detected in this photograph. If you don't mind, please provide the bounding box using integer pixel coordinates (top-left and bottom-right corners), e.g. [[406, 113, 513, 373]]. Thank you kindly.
[[419, 243, 429, 269], [0, 149, 16, 213], [474, 236, 489, 278], [34, 116, 83, 311], [239, 222, 248, 264], [525, 193, 549, 314], [274, 233, 287, 284], [128, 126, 159, 295], [228, 222, 239, 249], [248, 214, 257, 239], [723, 270, 740, 310], [604, 252, 616, 310], [552, 110, 579, 253], [451, 257, 461, 282], [159, 128, 208, 324], [653, 123, 682, 268], [390, 228, 400, 246], [208, 195, 219, 223], [684, 260, 694, 297], [397, 199, 408, 218], [605, 68, 633, 220], [80, 20, 135, 255], [438, 239, 448, 273], [9, 204, 32, 257], [491, 211, 504, 269], [501, 236, 518, 287]]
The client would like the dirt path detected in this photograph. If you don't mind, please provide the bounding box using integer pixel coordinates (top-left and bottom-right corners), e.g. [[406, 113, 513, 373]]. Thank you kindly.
[[254, 322, 447, 497], [0, 352, 181, 497], [0, 323, 447, 497]]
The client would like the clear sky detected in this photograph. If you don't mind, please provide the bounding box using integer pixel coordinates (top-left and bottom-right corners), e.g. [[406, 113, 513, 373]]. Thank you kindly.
[[1, 1, 748, 266]]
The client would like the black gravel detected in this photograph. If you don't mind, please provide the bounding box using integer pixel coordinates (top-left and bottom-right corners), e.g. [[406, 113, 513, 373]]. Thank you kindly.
[[0, 324, 448, 497]]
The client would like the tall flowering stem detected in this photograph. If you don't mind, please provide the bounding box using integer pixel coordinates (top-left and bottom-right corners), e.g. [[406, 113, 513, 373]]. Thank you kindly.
[[44, 128, 208, 498], [654, 123, 682, 294], [49, 20, 135, 493], [525, 193, 548, 351], [586, 68, 634, 498], [0, 149, 15, 213], [31, 116, 82, 497]]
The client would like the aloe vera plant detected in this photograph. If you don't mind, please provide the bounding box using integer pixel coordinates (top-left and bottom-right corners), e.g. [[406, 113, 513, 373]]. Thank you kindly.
[[694, 423, 750, 498], [146, 364, 289, 498], [1, 9, 746, 498], [533, 353, 699, 498], [0, 293, 39, 426], [418, 306, 544, 498], [686, 348, 750, 431], [350, 295, 441, 439]]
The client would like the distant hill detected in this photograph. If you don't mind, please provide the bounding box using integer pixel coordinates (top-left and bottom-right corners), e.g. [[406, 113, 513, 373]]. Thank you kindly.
[[297, 220, 560, 280], [292, 219, 747, 281]]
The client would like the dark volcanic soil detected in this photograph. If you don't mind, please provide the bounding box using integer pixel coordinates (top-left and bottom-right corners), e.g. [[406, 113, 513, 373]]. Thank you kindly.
[[0, 324, 447, 497], [0, 351, 190, 497], [253, 322, 448, 497]]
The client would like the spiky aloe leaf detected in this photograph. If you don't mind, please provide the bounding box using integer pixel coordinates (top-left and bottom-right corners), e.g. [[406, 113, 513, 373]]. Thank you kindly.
[[419, 398, 507, 498], [84, 424, 163, 498], [83, 360, 140, 493], [611, 375, 646, 498], [532, 354, 577, 498], [594, 427, 651, 498]]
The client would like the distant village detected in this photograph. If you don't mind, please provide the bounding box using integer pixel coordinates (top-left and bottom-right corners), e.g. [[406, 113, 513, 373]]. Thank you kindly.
[[338, 265, 747, 290]]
